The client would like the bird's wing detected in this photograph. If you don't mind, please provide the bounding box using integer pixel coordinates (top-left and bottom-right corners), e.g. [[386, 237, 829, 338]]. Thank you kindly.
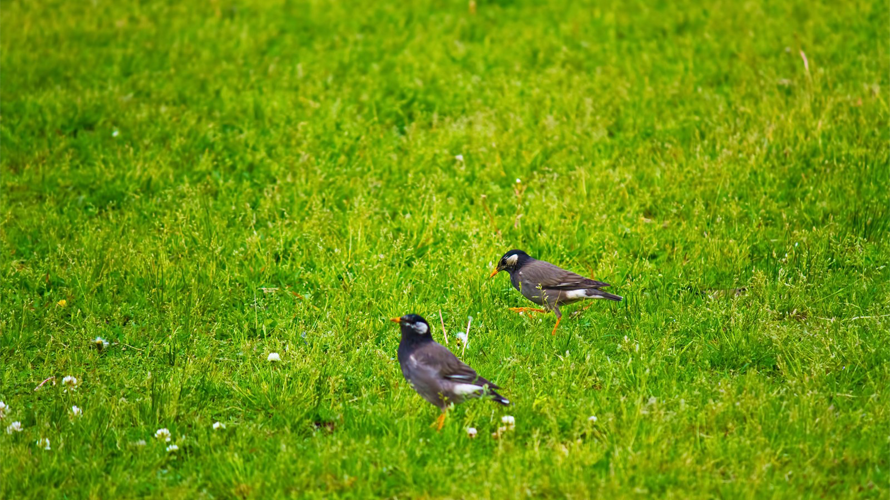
[[414, 342, 499, 389], [524, 259, 611, 290]]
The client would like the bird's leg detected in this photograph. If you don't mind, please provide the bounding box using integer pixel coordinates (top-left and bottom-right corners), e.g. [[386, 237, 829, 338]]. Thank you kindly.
[[550, 316, 562, 335], [434, 412, 447, 432], [508, 307, 547, 314], [551, 309, 563, 335]]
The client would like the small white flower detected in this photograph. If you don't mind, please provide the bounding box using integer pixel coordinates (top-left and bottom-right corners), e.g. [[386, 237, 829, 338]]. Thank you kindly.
[[501, 415, 515, 428], [0, 401, 7, 419], [112, 130, 119, 137], [62, 376, 79, 392], [515, 178, 521, 183], [588, 415, 598, 423], [37, 438, 51, 450], [6, 421, 22, 434], [212, 422, 225, 430], [455, 332, 468, 345], [134, 440, 147, 447], [71, 406, 82, 417], [455, 154, 464, 162], [492, 426, 508, 439], [465, 427, 477, 438], [267, 352, 281, 362], [166, 444, 179, 453], [155, 428, 172, 442], [93, 337, 110, 350]]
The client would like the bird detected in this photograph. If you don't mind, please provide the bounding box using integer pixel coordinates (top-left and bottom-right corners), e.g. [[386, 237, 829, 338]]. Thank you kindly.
[[390, 314, 510, 431], [488, 249, 622, 335]]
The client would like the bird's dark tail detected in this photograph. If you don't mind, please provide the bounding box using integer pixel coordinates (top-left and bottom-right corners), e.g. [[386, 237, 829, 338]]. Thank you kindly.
[[490, 391, 511, 406], [588, 288, 623, 301]]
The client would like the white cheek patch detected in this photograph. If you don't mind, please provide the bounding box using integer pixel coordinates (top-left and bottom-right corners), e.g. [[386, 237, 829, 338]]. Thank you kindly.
[[413, 322, 429, 334], [505, 254, 518, 266]]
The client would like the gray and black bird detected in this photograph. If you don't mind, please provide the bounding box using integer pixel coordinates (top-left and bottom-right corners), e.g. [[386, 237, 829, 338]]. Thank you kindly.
[[488, 249, 622, 335], [390, 314, 509, 431]]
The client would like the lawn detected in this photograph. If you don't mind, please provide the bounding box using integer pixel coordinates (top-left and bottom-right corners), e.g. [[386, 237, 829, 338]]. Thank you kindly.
[[1, 0, 888, 498]]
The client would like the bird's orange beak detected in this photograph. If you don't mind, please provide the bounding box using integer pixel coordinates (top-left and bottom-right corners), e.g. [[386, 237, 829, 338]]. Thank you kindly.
[[389, 317, 402, 323], [488, 268, 499, 279]]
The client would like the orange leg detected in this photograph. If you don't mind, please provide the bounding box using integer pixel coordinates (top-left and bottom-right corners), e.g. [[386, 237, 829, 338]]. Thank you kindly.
[[433, 412, 447, 432], [550, 316, 562, 335], [509, 307, 547, 314]]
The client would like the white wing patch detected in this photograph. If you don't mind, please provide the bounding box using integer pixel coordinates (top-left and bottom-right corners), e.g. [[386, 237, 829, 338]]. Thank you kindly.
[[453, 383, 484, 396], [564, 289, 590, 299], [413, 322, 428, 334]]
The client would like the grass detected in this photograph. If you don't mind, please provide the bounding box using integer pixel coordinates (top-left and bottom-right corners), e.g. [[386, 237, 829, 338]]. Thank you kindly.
[[1, 0, 889, 497]]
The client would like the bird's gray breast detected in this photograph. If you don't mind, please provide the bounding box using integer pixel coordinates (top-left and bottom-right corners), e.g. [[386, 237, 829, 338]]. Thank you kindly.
[[400, 354, 448, 409], [511, 271, 544, 305]]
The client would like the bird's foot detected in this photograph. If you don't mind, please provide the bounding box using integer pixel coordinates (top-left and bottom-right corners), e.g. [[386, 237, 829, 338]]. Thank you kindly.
[[508, 307, 546, 315], [570, 303, 595, 319]]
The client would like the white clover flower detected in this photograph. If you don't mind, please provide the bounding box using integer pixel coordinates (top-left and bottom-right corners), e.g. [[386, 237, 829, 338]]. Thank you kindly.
[[212, 422, 225, 430], [93, 337, 109, 350], [62, 376, 79, 392], [37, 438, 51, 450], [515, 178, 521, 183], [267, 352, 281, 362], [155, 428, 172, 442], [455, 154, 464, 162], [0, 401, 7, 419], [465, 427, 477, 438], [134, 440, 147, 447], [455, 332, 468, 345], [588, 415, 598, 422], [71, 406, 82, 417], [6, 421, 22, 434], [166, 444, 179, 453], [112, 130, 119, 138], [501, 415, 515, 428]]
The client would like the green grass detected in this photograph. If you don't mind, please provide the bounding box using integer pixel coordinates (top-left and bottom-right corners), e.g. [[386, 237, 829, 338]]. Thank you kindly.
[[2, 0, 889, 497]]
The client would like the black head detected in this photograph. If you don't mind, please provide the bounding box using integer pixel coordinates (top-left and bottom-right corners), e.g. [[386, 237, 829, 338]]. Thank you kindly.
[[390, 314, 432, 339], [489, 249, 531, 277]]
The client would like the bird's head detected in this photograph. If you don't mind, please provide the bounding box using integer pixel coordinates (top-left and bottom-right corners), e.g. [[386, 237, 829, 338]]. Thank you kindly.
[[390, 314, 431, 338], [488, 249, 530, 278]]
